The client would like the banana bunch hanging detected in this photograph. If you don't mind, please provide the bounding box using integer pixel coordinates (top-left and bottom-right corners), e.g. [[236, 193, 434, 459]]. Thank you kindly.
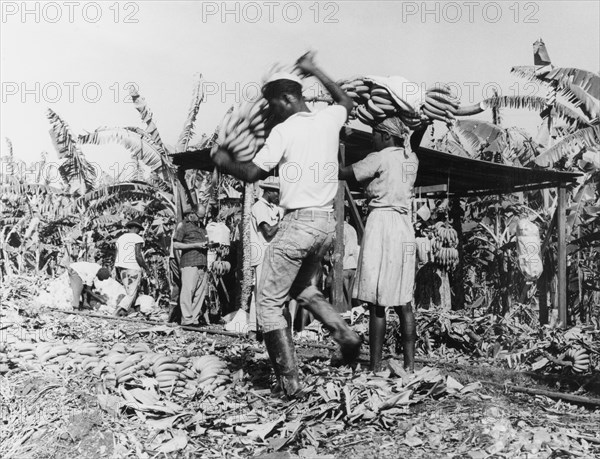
[[210, 260, 231, 276], [431, 221, 459, 271]]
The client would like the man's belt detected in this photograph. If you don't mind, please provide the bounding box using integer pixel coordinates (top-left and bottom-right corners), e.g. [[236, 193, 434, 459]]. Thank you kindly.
[[284, 209, 335, 220]]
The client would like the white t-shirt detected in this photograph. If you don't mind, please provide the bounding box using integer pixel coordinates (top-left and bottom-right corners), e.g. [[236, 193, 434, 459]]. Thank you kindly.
[[252, 105, 347, 211], [115, 232, 144, 270], [70, 261, 102, 286]]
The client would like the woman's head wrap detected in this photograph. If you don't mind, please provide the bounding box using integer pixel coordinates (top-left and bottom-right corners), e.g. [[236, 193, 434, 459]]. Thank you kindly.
[[373, 117, 410, 140]]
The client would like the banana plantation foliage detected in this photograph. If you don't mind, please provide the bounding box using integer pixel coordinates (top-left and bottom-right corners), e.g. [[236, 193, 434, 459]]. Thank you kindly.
[[2, 57, 599, 324]]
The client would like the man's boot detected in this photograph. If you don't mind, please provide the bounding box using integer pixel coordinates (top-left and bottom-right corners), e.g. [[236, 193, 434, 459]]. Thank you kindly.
[[395, 304, 416, 373], [263, 327, 301, 397], [297, 286, 361, 364]]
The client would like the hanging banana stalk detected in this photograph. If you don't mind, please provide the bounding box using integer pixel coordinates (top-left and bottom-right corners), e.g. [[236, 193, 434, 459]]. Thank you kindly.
[[239, 181, 254, 311]]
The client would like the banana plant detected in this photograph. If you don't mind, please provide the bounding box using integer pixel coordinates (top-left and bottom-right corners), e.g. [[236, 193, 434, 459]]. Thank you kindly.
[[482, 41, 599, 167], [47, 109, 98, 195]]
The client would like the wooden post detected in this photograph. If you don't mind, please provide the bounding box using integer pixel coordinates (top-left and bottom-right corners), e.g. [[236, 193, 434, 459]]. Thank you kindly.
[[239, 182, 254, 311], [557, 183, 567, 328], [538, 252, 549, 325], [449, 197, 465, 310], [344, 183, 365, 243], [332, 144, 346, 312]]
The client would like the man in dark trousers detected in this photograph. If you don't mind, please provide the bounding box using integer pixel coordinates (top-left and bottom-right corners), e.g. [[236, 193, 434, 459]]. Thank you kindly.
[[212, 51, 361, 397], [173, 204, 210, 326]]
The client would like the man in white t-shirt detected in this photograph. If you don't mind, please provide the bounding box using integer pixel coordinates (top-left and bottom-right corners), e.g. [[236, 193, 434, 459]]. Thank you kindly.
[[248, 176, 281, 336], [114, 219, 148, 315], [212, 52, 361, 397], [68, 261, 111, 309]]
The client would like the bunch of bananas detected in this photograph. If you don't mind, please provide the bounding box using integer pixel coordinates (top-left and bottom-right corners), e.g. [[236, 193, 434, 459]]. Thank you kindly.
[[431, 222, 459, 271], [73, 342, 104, 374], [339, 77, 468, 130], [340, 77, 371, 106], [210, 260, 231, 276], [192, 354, 230, 390], [36, 342, 70, 363], [9, 339, 231, 394], [215, 97, 271, 163], [422, 86, 459, 124], [340, 78, 415, 127], [150, 354, 195, 391], [12, 342, 38, 361], [564, 347, 591, 373]]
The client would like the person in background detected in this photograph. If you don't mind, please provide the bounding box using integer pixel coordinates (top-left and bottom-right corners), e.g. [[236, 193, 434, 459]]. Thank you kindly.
[[249, 176, 281, 338], [167, 228, 182, 323], [68, 261, 111, 309], [342, 215, 360, 312], [173, 204, 210, 326], [114, 219, 148, 316], [339, 117, 426, 373]]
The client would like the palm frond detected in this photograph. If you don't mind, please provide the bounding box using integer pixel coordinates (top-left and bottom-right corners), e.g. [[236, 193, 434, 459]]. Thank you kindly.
[[4, 137, 13, 160], [545, 68, 600, 100], [510, 66, 551, 83], [482, 96, 591, 129], [47, 109, 97, 192], [94, 214, 122, 227], [147, 170, 173, 193], [451, 120, 506, 157], [560, 83, 600, 121], [76, 182, 175, 217], [534, 125, 600, 167], [177, 74, 205, 151], [47, 109, 79, 160], [128, 86, 165, 148], [0, 183, 62, 195], [79, 127, 172, 177], [504, 127, 539, 167]]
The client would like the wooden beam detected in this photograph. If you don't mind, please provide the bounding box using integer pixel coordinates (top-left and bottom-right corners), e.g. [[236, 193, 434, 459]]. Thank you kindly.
[[332, 143, 346, 312], [414, 184, 448, 196], [557, 183, 567, 328], [344, 183, 364, 243]]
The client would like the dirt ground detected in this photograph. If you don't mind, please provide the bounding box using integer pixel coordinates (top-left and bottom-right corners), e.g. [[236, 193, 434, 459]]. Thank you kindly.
[[1, 306, 599, 459]]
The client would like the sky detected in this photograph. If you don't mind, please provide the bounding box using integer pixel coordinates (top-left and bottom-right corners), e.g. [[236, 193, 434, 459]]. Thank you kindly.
[[1, 0, 599, 178]]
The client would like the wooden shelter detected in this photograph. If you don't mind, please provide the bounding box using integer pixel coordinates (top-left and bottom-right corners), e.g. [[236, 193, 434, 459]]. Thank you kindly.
[[171, 127, 580, 326]]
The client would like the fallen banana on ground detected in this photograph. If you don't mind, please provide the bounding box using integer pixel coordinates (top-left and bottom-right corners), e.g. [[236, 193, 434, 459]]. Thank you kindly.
[[192, 354, 229, 389], [9, 340, 233, 394], [565, 347, 590, 373]]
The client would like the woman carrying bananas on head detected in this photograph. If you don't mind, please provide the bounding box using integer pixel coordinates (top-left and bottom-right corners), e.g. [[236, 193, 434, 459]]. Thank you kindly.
[[339, 117, 427, 373]]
